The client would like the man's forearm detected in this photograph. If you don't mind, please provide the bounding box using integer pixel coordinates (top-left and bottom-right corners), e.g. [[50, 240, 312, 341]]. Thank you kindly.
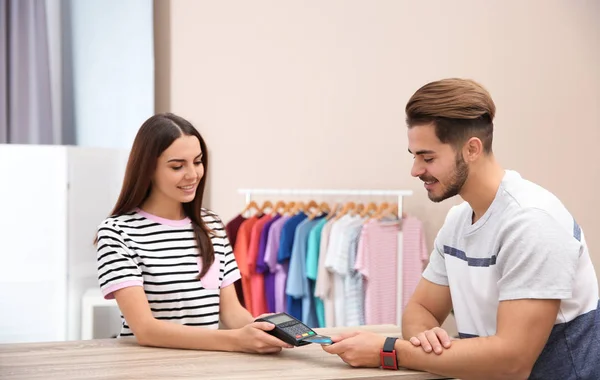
[[396, 337, 530, 380], [401, 302, 442, 339]]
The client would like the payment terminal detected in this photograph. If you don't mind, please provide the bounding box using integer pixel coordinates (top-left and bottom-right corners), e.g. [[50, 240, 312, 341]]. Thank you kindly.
[[255, 312, 332, 346]]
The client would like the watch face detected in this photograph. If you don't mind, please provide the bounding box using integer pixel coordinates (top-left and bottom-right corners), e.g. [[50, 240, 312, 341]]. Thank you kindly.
[[383, 356, 395, 367]]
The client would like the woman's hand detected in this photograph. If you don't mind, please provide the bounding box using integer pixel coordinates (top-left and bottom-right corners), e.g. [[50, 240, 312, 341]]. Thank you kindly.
[[234, 321, 293, 354]]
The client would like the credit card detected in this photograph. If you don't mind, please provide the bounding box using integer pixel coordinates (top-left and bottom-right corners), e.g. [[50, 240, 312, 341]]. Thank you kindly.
[[300, 334, 333, 345]]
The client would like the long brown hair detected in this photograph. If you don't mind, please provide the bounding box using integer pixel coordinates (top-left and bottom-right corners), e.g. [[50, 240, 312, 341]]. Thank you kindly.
[[96, 113, 215, 278]]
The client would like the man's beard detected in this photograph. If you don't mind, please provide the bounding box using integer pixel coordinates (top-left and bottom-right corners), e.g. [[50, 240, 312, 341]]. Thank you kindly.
[[421, 154, 469, 203]]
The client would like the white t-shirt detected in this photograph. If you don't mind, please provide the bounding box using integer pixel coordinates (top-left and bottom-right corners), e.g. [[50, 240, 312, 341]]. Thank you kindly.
[[423, 170, 599, 378], [325, 214, 365, 327]]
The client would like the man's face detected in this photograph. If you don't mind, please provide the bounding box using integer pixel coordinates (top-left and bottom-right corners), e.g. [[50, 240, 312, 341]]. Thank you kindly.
[[407, 124, 469, 202]]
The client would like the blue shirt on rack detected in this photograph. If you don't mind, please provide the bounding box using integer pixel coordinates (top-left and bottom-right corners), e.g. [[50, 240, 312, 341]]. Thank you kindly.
[[286, 216, 325, 327], [277, 213, 307, 263], [277, 213, 307, 319]]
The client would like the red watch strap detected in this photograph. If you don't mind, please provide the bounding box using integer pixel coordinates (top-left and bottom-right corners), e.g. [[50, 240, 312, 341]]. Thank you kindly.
[[380, 337, 398, 370]]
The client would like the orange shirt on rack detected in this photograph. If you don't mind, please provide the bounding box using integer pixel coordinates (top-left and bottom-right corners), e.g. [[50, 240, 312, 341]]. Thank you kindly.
[[233, 215, 261, 314], [247, 215, 272, 316]]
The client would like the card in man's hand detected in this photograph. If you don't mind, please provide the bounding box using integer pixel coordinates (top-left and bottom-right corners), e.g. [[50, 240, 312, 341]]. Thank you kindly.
[[300, 334, 333, 345]]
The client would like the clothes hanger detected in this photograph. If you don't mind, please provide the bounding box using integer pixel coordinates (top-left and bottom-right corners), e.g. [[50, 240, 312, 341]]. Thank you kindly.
[[308, 201, 331, 220], [259, 200, 273, 214], [359, 202, 378, 218], [369, 201, 390, 220], [306, 201, 319, 220], [334, 201, 355, 220], [271, 200, 287, 216], [326, 202, 340, 220], [305, 200, 319, 215], [291, 201, 307, 215], [241, 200, 260, 216], [365, 201, 389, 224], [376, 202, 399, 220], [307, 208, 319, 220], [283, 201, 296, 215], [352, 203, 365, 216], [319, 201, 331, 214]]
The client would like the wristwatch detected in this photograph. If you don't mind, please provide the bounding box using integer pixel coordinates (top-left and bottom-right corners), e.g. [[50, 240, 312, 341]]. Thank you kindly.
[[380, 337, 398, 370]]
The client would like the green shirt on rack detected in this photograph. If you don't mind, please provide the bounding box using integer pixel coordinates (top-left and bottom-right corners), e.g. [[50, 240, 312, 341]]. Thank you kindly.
[[306, 217, 329, 328]]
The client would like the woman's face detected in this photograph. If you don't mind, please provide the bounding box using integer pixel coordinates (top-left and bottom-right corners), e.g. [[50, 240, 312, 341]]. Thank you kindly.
[[152, 135, 204, 205]]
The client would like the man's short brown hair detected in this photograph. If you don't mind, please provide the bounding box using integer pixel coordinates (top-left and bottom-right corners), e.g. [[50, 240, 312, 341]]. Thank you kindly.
[[406, 78, 496, 153]]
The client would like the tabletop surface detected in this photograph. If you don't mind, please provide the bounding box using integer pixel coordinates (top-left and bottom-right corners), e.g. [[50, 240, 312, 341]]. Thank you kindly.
[[0, 324, 450, 380]]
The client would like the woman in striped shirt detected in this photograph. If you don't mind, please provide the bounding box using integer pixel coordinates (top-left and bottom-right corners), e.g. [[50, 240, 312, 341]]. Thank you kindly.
[[95, 113, 291, 353]]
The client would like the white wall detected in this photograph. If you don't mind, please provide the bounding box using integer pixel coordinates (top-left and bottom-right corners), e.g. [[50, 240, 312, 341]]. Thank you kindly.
[[69, 0, 154, 149]]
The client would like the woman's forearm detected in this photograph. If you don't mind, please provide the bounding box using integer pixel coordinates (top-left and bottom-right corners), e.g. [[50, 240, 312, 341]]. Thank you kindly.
[[135, 318, 240, 351], [221, 303, 255, 329]]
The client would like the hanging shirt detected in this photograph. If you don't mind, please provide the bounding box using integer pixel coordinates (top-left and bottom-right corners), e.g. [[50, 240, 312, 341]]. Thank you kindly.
[[306, 217, 328, 327], [225, 214, 246, 251], [277, 213, 308, 319], [355, 219, 400, 325], [263, 215, 292, 313], [344, 223, 366, 326], [401, 216, 429, 311], [325, 214, 365, 327], [286, 216, 324, 327], [256, 214, 281, 313], [233, 215, 262, 314], [314, 217, 338, 327], [247, 214, 273, 316], [225, 214, 247, 307]]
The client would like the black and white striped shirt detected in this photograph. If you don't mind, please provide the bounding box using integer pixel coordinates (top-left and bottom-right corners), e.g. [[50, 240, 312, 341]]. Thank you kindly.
[[96, 208, 241, 337]]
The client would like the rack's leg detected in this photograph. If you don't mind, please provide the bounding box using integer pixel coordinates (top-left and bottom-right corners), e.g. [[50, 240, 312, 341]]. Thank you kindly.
[[396, 195, 403, 327]]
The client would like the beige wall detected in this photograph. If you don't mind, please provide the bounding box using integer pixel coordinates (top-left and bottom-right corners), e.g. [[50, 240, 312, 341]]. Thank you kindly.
[[155, 0, 600, 293]]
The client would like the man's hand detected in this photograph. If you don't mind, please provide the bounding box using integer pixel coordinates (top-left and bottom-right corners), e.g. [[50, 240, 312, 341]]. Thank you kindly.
[[409, 326, 452, 354], [322, 331, 387, 368]]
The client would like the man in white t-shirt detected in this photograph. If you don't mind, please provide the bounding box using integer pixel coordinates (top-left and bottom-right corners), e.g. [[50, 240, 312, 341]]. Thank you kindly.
[[323, 78, 600, 379]]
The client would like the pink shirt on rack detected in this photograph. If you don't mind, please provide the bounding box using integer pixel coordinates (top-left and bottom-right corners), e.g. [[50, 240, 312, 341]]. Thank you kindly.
[[354, 219, 399, 325], [401, 216, 428, 310]]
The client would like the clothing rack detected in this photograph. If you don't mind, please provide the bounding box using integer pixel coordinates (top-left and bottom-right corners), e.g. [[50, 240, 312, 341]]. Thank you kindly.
[[237, 188, 413, 327]]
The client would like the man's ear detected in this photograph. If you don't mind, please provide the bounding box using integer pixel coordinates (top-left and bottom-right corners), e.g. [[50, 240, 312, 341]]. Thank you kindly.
[[464, 137, 484, 162]]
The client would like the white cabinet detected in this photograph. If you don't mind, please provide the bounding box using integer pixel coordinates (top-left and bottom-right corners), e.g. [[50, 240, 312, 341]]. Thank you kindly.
[[0, 144, 128, 343], [0, 145, 67, 343]]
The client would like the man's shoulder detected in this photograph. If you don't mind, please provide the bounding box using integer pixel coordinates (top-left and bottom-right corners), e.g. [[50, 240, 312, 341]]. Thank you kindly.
[[502, 170, 567, 213]]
